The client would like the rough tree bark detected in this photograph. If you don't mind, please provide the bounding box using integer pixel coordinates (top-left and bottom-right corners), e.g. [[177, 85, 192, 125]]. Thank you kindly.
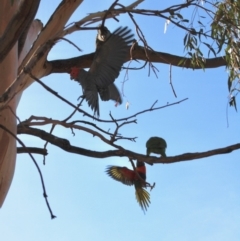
[[0, 0, 18, 207], [0, 0, 42, 206], [0, 0, 83, 207]]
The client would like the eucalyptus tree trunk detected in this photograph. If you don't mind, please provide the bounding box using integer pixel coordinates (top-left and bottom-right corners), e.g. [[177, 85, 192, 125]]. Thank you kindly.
[[0, 0, 84, 207], [0, 0, 42, 206], [0, 0, 18, 207]]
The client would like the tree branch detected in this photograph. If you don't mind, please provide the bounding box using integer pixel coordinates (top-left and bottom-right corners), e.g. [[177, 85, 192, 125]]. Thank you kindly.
[[18, 0, 83, 73], [17, 147, 48, 155], [17, 125, 240, 165], [154, 143, 240, 164], [0, 0, 84, 112], [0, 124, 55, 219], [46, 45, 227, 76]]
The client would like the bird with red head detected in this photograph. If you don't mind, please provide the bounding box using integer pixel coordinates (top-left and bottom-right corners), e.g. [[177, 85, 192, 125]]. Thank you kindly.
[[70, 26, 134, 116]]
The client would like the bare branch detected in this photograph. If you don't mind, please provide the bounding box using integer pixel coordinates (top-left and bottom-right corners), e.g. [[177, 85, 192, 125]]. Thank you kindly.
[[17, 147, 48, 156], [0, 124, 55, 219], [47, 45, 227, 76], [153, 143, 240, 164], [169, 64, 177, 98], [17, 125, 240, 164], [62, 0, 144, 36], [18, 0, 83, 73], [18, 117, 124, 150], [58, 37, 82, 52], [28, 73, 188, 123]]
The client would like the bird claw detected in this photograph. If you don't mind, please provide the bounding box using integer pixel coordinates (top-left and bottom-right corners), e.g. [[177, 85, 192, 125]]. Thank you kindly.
[[145, 181, 155, 191], [77, 95, 85, 101], [150, 182, 155, 191]]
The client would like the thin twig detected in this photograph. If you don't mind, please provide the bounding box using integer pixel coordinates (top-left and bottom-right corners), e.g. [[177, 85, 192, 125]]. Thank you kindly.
[[101, 0, 119, 27], [62, 98, 85, 123], [6, 105, 21, 123], [169, 64, 177, 98], [43, 124, 55, 165], [28, 73, 93, 119], [58, 37, 82, 52], [0, 124, 56, 219], [29, 73, 188, 123]]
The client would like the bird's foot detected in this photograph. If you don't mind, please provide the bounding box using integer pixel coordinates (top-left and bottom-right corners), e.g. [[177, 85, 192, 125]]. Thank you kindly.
[[77, 95, 85, 101], [150, 182, 155, 191], [145, 181, 155, 191]]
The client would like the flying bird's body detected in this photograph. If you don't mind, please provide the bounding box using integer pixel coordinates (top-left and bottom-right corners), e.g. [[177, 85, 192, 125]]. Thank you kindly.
[[106, 161, 151, 212], [70, 26, 134, 116]]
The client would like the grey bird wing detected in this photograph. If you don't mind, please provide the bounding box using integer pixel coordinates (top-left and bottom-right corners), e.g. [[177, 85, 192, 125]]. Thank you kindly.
[[84, 81, 100, 116], [98, 83, 122, 104], [89, 26, 134, 87], [77, 70, 100, 116]]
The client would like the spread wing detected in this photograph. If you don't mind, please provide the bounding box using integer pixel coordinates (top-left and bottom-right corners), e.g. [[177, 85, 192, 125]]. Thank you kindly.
[[89, 27, 134, 87], [73, 68, 100, 116], [84, 83, 99, 116], [106, 166, 135, 186]]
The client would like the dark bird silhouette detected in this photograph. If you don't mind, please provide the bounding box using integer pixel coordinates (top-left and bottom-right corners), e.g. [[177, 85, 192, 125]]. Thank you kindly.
[[70, 26, 134, 116]]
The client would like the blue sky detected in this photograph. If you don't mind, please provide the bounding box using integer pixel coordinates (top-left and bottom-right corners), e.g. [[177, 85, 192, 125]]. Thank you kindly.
[[1, 0, 240, 240]]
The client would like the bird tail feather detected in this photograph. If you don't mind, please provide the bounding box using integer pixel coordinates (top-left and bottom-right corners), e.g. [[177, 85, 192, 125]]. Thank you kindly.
[[135, 184, 151, 213]]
